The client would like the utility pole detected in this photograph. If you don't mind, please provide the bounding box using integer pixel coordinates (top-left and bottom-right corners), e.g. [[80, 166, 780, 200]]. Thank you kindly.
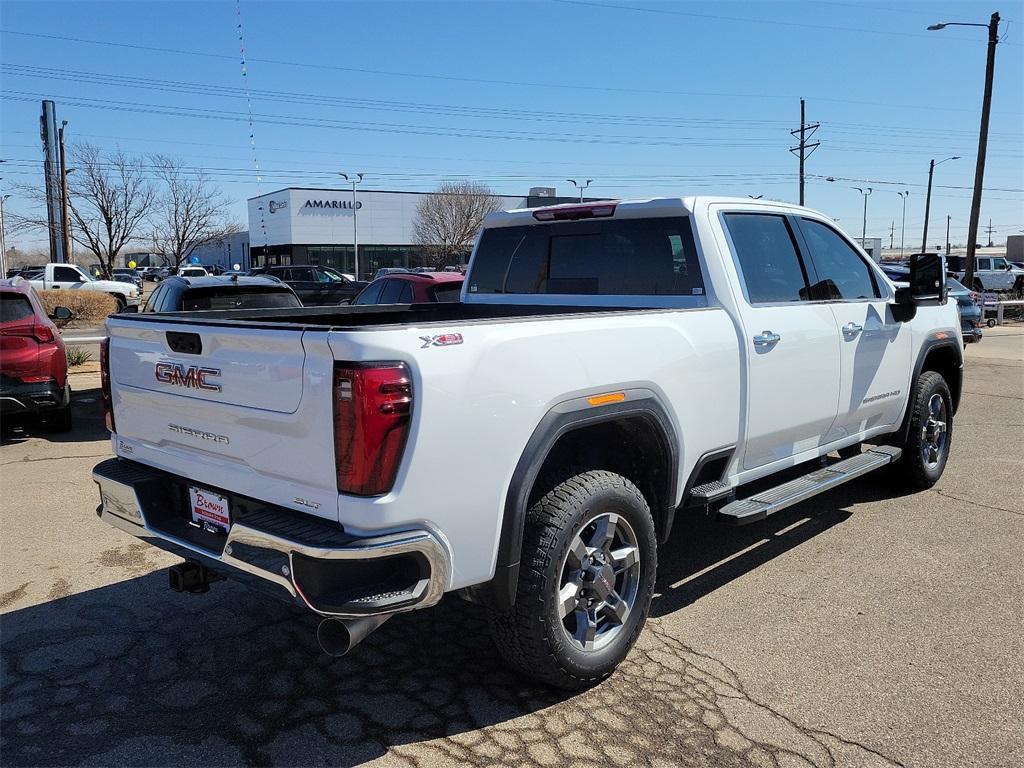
[[889, 221, 895, 250], [58, 120, 72, 262], [986, 218, 994, 247], [789, 98, 820, 206], [567, 178, 592, 203], [339, 172, 363, 279], [946, 215, 952, 257], [898, 191, 910, 258], [930, 12, 1000, 291]]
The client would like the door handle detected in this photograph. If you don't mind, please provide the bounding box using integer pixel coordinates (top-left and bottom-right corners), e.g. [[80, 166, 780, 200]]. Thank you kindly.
[[842, 322, 863, 337], [753, 330, 781, 347]]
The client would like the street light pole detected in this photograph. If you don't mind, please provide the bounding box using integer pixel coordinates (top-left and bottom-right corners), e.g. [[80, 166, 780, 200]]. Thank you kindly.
[[339, 172, 363, 279], [853, 187, 872, 247], [946, 215, 952, 257], [897, 191, 910, 258], [928, 12, 1000, 290], [921, 156, 959, 256], [0, 194, 11, 278], [59, 120, 72, 262], [567, 178, 592, 203]]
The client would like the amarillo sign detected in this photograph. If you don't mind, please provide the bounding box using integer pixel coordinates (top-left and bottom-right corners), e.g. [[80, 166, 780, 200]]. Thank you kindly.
[[303, 199, 363, 211]]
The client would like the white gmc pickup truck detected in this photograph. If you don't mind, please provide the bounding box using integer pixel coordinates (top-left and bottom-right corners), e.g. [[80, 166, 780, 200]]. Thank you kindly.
[[93, 197, 962, 689]]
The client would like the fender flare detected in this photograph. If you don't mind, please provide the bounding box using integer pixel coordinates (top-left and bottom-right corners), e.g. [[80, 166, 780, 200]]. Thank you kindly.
[[892, 337, 964, 446], [490, 390, 678, 608]]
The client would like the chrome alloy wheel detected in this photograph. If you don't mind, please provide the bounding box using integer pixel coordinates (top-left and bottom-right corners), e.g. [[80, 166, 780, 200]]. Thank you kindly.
[[920, 393, 948, 470], [557, 512, 641, 652]]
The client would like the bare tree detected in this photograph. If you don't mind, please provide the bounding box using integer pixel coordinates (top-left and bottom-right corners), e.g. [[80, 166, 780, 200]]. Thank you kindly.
[[413, 181, 503, 269], [8, 143, 155, 276], [149, 155, 241, 268]]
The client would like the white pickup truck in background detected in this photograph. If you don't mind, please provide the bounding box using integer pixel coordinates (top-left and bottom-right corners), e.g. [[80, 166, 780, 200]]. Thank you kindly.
[[93, 197, 962, 688], [30, 262, 141, 310]]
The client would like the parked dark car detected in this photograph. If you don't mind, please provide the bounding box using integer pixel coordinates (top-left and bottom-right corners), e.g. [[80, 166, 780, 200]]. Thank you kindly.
[[253, 266, 366, 305], [112, 268, 144, 290], [0, 278, 73, 430], [352, 272, 464, 305], [141, 275, 302, 313]]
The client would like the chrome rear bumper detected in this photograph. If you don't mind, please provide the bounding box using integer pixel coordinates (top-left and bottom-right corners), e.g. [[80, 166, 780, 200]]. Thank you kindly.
[[92, 458, 450, 618]]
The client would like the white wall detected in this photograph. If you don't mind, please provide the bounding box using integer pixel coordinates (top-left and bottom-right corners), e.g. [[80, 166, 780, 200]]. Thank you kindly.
[[248, 189, 527, 247]]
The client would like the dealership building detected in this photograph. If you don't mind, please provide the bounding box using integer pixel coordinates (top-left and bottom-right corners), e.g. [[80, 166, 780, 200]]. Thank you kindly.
[[247, 186, 588, 280]]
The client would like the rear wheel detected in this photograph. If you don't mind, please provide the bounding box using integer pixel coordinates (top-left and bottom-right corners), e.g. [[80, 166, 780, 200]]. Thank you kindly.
[[892, 371, 952, 490], [486, 470, 657, 690]]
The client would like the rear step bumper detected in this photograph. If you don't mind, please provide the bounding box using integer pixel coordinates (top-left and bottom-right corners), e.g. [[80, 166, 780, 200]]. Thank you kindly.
[[92, 458, 450, 618], [719, 446, 902, 525]]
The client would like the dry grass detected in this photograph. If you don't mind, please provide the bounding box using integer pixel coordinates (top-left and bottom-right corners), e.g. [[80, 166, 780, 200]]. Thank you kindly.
[[38, 290, 118, 325]]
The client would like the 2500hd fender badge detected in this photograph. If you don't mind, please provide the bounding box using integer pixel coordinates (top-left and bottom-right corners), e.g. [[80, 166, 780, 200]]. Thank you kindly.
[[155, 362, 222, 392]]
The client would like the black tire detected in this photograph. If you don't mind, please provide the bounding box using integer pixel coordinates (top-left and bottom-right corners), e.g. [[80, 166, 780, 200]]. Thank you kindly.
[[486, 470, 657, 690], [987, 318, 996, 328], [42, 402, 73, 432], [111, 294, 127, 312], [892, 371, 952, 490], [972, 279, 984, 293]]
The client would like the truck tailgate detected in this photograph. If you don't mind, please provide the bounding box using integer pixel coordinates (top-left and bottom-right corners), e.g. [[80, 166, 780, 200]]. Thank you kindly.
[[107, 319, 340, 520]]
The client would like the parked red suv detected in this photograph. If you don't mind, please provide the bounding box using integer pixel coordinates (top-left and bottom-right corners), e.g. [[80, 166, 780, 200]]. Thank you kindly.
[[351, 271, 464, 305], [1, 278, 73, 430]]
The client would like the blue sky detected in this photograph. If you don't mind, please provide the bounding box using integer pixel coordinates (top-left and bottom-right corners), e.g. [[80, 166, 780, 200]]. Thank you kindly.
[[2, 0, 1021, 251]]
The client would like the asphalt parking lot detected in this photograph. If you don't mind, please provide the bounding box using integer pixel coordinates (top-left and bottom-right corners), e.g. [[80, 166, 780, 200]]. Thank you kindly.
[[2, 330, 1022, 768]]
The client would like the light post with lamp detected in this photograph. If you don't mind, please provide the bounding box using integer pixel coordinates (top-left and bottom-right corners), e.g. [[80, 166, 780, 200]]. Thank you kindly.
[[922, 156, 959, 258], [853, 187, 872, 248], [897, 191, 910, 258], [567, 179, 592, 203], [339, 172, 363, 279]]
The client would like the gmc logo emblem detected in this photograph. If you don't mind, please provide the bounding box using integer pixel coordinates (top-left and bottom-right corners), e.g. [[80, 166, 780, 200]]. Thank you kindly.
[[155, 362, 222, 392]]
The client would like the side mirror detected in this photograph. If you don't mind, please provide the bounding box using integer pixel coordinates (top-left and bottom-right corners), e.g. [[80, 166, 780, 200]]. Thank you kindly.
[[909, 253, 947, 304], [51, 306, 73, 321]]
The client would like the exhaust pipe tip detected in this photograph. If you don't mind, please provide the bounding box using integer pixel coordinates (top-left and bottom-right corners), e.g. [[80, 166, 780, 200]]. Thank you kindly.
[[317, 614, 391, 657]]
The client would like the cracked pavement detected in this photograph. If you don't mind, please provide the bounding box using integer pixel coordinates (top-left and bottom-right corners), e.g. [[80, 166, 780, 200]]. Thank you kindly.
[[2, 330, 1022, 767]]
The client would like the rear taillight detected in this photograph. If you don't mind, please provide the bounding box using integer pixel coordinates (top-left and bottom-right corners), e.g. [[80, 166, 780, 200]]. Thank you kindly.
[[333, 363, 412, 496], [1, 323, 54, 342], [100, 338, 115, 432]]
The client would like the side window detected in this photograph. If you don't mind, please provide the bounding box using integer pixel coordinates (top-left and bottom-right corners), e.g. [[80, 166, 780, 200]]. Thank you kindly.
[[723, 213, 809, 303], [977, 258, 991, 271], [53, 266, 82, 282], [992, 258, 1007, 270], [799, 219, 880, 300], [398, 283, 414, 303], [353, 280, 385, 305], [290, 267, 315, 281], [378, 279, 406, 304], [142, 284, 165, 312]]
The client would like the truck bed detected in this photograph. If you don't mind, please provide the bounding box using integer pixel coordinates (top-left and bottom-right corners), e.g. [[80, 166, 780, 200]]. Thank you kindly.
[[115, 302, 648, 330]]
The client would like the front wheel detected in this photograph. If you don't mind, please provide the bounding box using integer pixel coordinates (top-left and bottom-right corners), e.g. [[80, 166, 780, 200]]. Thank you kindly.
[[892, 371, 953, 490], [486, 470, 657, 690], [110, 294, 127, 312]]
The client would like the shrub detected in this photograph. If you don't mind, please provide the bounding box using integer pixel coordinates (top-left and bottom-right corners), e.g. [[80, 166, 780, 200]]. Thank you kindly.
[[65, 346, 93, 367], [38, 290, 118, 324]]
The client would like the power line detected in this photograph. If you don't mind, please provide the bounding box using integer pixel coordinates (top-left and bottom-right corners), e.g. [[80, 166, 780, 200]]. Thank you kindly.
[[790, 99, 820, 205], [1, 28, 1020, 114], [553, 0, 1023, 46]]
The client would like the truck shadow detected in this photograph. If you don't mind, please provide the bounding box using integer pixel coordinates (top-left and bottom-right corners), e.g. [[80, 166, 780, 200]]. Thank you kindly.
[[1, 476, 911, 767], [0, 385, 108, 446]]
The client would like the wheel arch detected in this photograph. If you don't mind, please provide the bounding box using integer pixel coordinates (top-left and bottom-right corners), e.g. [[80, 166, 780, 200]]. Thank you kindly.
[[489, 390, 679, 609], [892, 337, 963, 446]]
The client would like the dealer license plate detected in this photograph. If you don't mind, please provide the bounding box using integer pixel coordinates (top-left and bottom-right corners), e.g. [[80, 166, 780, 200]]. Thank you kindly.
[[189, 486, 231, 535]]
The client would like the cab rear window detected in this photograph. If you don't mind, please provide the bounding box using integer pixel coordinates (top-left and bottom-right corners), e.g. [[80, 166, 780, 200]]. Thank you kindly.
[[181, 288, 301, 311], [468, 217, 704, 298]]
